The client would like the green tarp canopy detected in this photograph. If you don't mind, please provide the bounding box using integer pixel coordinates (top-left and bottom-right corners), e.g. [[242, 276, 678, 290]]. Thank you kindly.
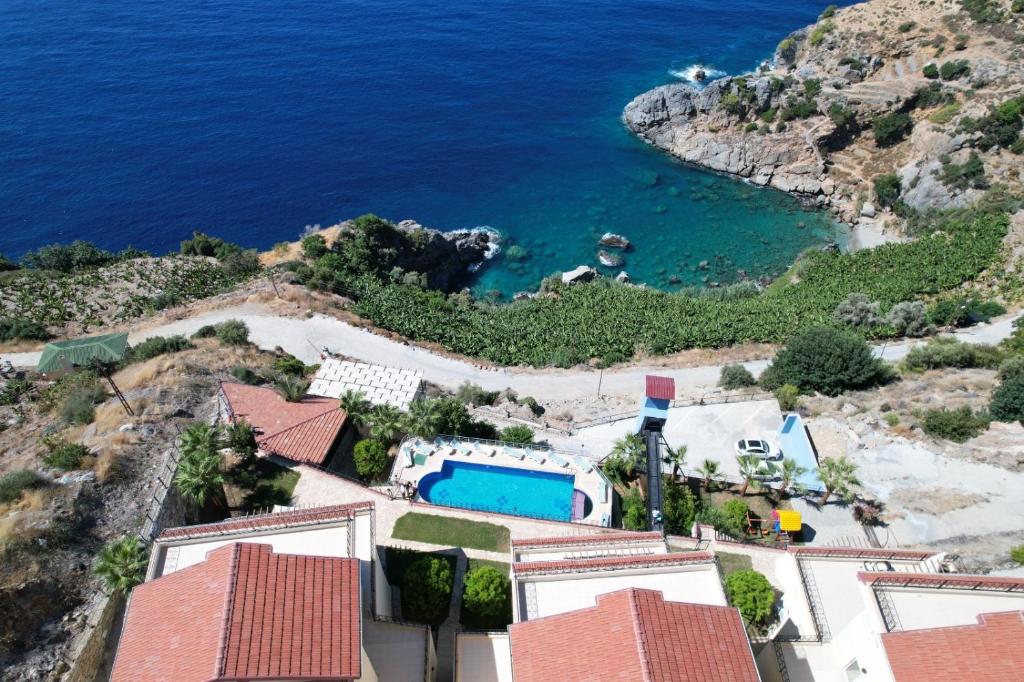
[[37, 332, 129, 373]]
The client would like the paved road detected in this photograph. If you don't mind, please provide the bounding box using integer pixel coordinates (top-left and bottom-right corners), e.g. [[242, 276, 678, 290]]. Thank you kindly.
[[3, 304, 1020, 400]]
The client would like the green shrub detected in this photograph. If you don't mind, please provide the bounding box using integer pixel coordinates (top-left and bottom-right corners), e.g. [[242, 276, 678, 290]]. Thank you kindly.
[[0, 470, 46, 504], [819, 4, 837, 19], [721, 93, 744, 116], [0, 318, 51, 342], [872, 112, 914, 147], [760, 109, 777, 124], [722, 500, 750, 532], [227, 419, 258, 461], [462, 567, 511, 625], [828, 104, 856, 128], [1011, 545, 1024, 565], [903, 338, 1003, 372], [873, 174, 903, 210], [273, 354, 307, 377], [719, 364, 757, 389], [922, 406, 990, 442], [959, 95, 1024, 150], [929, 103, 961, 125], [220, 249, 261, 278], [833, 293, 881, 328], [990, 374, 1024, 423], [519, 396, 542, 416], [622, 488, 647, 531], [744, 122, 759, 132], [401, 556, 454, 624], [725, 569, 776, 626], [887, 301, 930, 337], [914, 83, 954, 109], [803, 79, 822, 97], [43, 442, 90, 471], [661, 480, 697, 535], [230, 366, 264, 385], [94, 536, 149, 595], [760, 326, 891, 396], [997, 356, 1024, 381], [214, 319, 250, 346], [0, 379, 34, 406], [940, 60, 970, 81], [353, 439, 390, 481], [22, 240, 116, 273], [455, 381, 497, 406], [809, 19, 836, 46], [940, 152, 988, 191], [897, 21, 916, 32], [926, 296, 1004, 327], [959, 0, 1004, 23], [60, 383, 108, 424], [191, 324, 217, 339], [498, 425, 534, 444], [301, 234, 328, 260], [923, 63, 939, 79], [696, 504, 744, 538], [127, 335, 192, 362], [775, 384, 801, 411]]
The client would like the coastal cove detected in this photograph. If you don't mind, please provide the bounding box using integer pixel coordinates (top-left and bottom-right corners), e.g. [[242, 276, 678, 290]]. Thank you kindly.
[[0, 0, 851, 296]]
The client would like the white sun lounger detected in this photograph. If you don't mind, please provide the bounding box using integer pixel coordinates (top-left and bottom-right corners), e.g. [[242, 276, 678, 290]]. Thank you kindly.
[[504, 447, 525, 461], [487, 448, 497, 457], [524, 449, 546, 465], [548, 453, 569, 468], [404, 450, 415, 468]]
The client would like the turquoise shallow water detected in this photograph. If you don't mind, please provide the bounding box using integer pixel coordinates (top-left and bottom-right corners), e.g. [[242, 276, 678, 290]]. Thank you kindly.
[[419, 459, 576, 522], [0, 0, 849, 294]]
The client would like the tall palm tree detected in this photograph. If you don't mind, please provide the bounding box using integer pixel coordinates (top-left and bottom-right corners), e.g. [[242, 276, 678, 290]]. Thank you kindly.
[[94, 535, 149, 595], [777, 457, 808, 500], [696, 458, 721, 491], [609, 434, 646, 478], [404, 399, 441, 439], [175, 447, 226, 508], [180, 422, 222, 460], [368, 404, 404, 444], [662, 443, 687, 480], [817, 456, 860, 505], [339, 390, 372, 427], [737, 453, 776, 496]]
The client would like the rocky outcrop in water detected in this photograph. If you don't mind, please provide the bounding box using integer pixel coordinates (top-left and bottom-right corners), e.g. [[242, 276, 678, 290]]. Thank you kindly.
[[599, 232, 631, 249], [366, 219, 497, 291], [623, 0, 1024, 230]]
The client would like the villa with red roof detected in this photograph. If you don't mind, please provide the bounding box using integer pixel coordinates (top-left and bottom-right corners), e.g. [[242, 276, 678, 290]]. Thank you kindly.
[[218, 381, 354, 467], [112, 502, 436, 682]]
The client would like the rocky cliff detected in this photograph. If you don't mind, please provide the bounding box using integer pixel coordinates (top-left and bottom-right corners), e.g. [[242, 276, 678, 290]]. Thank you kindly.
[[624, 0, 1024, 232]]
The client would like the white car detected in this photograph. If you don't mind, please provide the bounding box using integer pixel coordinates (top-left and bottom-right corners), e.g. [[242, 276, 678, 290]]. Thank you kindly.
[[735, 439, 776, 460]]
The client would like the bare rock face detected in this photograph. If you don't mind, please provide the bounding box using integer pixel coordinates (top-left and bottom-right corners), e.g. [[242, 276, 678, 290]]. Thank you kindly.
[[561, 265, 598, 285], [623, 78, 826, 198], [390, 220, 497, 291]]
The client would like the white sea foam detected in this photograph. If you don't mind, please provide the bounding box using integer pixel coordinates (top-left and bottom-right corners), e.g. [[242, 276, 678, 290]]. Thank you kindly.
[[467, 226, 501, 272], [669, 64, 726, 85]]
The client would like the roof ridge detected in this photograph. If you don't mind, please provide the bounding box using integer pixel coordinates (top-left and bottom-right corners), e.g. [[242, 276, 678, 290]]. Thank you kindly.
[[627, 590, 655, 682], [157, 501, 373, 541], [214, 543, 244, 678], [255, 403, 344, 443]]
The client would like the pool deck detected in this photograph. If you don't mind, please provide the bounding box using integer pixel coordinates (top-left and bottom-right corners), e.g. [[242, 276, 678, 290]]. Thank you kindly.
[[391, 436, 613, 527]]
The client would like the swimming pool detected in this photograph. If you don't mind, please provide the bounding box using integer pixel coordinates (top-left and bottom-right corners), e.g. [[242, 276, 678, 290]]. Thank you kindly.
[[418, 459, 576, 522]]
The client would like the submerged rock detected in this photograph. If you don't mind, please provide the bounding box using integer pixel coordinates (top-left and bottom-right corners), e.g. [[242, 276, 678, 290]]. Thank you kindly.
[[615, 271, 631, 283], [599, 232, 631, 250], [597, 250, 624, 268]]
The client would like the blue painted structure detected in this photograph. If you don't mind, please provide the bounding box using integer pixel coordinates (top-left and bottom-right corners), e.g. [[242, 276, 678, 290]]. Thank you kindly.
[[776, 414, 824, 492]]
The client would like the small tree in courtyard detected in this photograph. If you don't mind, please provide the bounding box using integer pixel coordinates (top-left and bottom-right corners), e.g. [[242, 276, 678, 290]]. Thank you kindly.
[[725, 569, 777, 627], [402, 556, 454, 624], [462, 567, 511, 627], [353, 439, 389, 481]]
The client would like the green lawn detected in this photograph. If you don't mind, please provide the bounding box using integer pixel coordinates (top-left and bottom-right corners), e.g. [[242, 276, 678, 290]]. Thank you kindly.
[[717, 551, 754, 578], [391, 512, 511, 553], [226, 458, 300, 513]]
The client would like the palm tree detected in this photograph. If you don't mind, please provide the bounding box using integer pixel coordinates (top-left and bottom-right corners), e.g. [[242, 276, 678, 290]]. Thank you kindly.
[[662, 443, 687, 480], [777, 458, 808, 500], [368, 404, 404, 444], [696, 458, 721, 491], [817, 456, 860, 505], [175, 447, 226, 508], [339, 390, 372, 427], [737, 453, 776, 496], [180, 422, 222, 460], [94, 535, 149, 595], [609, 434, 646, 478], [274, 375, 308, 402], [404, 399, 441, 439]]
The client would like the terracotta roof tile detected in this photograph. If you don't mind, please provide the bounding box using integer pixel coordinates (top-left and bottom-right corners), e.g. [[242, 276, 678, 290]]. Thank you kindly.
[[882, 611, 1024, 682], [645, 376, 675, 401], [221, 381, 347, 465], [512, 551, 714, 576], [157, 502, 373, 541], [112, 543, 361, 681], [513, 531, 664, 549], [509, 588, 758, 681]]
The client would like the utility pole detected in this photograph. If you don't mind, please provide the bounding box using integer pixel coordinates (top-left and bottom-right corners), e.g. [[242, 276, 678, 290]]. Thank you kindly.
[[597, 368, 604, 398]]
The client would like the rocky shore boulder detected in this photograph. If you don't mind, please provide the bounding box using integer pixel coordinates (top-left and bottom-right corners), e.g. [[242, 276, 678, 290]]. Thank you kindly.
[[597, 250, 624, 268], [389, 219, 496, 291], [599, 232, 631, 250], [561, 265, 598, 285]]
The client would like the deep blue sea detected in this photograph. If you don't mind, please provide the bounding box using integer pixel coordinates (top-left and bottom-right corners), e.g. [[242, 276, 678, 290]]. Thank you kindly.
[[1, 0, 849, 294]]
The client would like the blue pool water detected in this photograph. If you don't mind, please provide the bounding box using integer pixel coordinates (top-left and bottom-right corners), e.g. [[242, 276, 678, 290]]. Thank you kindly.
[[0, 0, 850, 295], [776, 414, 823, 492], [419, 459, 575, 522]]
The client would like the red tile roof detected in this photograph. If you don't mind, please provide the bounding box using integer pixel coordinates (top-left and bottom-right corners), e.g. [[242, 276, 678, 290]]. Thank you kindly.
[[790, 546, 935, 560], [645, 375, 675, 401], [858, 571, 1024, 591], [509, 588, 758, 681], [158, 501, 373, 541], [512, 551, 714, 576], [112, 543, 361, 682], [882, 611, 1024, 682], [221, 381, 347, 464], [513, 531, 664, 549]]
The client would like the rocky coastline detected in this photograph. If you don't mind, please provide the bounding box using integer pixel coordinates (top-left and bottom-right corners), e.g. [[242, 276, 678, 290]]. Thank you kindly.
[[623, 0, 1024, 240]]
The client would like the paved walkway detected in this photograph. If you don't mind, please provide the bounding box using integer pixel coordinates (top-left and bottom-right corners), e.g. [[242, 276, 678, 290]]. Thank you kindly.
[[435, 552, 468, 682], [4, 304, 1020, 400]]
